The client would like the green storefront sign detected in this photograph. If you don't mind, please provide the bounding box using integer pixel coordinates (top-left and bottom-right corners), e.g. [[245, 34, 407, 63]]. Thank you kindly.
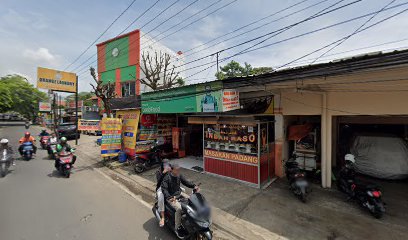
[[142, 82, 223, 114]]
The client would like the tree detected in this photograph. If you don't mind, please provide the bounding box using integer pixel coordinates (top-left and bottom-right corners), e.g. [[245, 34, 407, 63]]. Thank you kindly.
[[89, 67, 116, 116], [0, 75, 48, 118], [66, 92, 95, 107], [215, 60, 273, 80], [140, 51, 183, 91]]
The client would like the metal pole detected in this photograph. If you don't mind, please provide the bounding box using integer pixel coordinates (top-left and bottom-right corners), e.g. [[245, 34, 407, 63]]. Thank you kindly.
[[59, 95, 62, 123], [75, 75, 79, 145]]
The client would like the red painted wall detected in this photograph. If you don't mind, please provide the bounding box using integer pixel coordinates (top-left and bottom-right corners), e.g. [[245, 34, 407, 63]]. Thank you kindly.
[[204, 157, 258, 184]]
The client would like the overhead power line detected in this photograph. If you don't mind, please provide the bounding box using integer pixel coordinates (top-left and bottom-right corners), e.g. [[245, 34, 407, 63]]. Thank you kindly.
[[64, 0, 139, 71], [310, 0, 398, 64]]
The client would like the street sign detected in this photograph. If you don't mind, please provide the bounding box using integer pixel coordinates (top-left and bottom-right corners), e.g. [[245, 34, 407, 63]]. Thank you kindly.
[[37, 67, 77, 93]]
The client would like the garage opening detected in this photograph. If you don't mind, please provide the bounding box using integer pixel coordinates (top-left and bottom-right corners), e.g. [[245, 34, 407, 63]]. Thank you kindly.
[[334, 115, 408, 220]]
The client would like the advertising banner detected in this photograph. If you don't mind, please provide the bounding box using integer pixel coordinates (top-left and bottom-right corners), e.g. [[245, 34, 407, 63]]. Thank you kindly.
[[116, 110, 140, 155], [37, 67, 77, 93], [141, 82, 239, 113], [100, 118, 122, 157], [139, 114, 158, 141], [78, 119, 100, 131], [39, 102, 51, 112], [222, 89, 240, 112]]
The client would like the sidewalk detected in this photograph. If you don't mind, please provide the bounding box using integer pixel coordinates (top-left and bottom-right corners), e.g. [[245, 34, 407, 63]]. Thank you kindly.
[[74, 134, 408, 240]]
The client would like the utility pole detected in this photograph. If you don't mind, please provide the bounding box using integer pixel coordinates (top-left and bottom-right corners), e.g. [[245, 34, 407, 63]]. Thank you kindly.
[[216, 52, 220, 76], [75, 75, 78, 145]]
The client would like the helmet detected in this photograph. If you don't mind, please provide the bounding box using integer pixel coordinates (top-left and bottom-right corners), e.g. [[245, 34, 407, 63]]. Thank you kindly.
[[60, 137, 67, 144], [345, 154, 355, 164], [25, 132, 31, 137], [41, 129, 47, 132], [0, 139, 9, 144]]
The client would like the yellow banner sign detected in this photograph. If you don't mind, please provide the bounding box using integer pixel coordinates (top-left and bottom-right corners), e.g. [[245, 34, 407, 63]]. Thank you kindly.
[[100, 118, 122, 157], [37, 67, 77, 93], [204, 149, 258, 164], [117, 110, 140, 155]]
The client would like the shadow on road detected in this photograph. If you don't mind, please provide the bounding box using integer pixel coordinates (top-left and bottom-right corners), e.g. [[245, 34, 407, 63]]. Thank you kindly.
[[47, 170, 69, 178], [143, 217, 175, 240]]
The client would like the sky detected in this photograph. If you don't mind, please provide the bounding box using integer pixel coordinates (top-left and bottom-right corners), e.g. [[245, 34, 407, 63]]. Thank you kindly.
[[1, 0, 408, 93]]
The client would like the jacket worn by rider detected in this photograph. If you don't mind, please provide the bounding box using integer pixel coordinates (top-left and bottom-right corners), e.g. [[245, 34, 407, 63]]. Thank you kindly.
[[54, 144, 73, 153], [161, 173, 195, 200], [19, 136, 35, 144]]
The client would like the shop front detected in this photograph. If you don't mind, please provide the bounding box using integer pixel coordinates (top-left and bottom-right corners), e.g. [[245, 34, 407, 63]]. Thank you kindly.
[[141, 81, 275, 187]]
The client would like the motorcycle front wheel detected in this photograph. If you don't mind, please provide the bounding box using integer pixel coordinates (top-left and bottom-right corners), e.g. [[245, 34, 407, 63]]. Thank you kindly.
[[195, 231, 212, 240], [0, 162, 7, 177]]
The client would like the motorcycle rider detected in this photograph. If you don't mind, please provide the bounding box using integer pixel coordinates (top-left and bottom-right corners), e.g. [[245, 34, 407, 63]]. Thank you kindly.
[[48, 132, 58, 144], [53, 137, 76, 168], [39, 129, 50, 137], [0, 138, 14, 166], [161, 163, 199, 238], [18, 132, 37, 155], [339, 154, 357, 199], [156, 159, 171, 227]]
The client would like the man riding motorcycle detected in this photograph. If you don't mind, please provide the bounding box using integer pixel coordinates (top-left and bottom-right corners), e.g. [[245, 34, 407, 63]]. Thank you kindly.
[[161, 163, 199, 238], [39, 129, 50, 137], [48, 132, 58, 144], [0, 138, 14, 166], [156, 159, 171, 227], [53, 137, 76, 168], [18, 132, 37, 155], [339, 154, 357, 198]]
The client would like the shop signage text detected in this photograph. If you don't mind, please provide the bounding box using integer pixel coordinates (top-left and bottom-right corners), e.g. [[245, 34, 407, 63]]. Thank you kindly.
[[204, 149, 258, 164], [100, 118, 122, 157], [78, 120, 100, 131], [38, 102, 51, 112], [37, 67, 77, 93], [222, 89, 240, 112]]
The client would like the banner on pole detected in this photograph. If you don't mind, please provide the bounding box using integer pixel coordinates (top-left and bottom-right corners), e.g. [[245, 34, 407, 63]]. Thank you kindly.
[[78, 119, 100, 131], [39, 102, 51, 112], [100, 118, 122, 157], [116, 110, 140, 156]]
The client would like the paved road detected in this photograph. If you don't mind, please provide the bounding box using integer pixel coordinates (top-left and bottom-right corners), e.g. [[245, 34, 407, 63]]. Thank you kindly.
[[0, 125, 176, 240]]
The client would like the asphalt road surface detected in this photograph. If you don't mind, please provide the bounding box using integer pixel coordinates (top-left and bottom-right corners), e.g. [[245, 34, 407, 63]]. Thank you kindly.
[[0, 125, 176, 240]]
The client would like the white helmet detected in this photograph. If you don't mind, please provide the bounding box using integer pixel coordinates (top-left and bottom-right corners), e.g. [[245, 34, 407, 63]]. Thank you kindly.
[[345, 154, 355, 163], [0, 139, 9, 144]]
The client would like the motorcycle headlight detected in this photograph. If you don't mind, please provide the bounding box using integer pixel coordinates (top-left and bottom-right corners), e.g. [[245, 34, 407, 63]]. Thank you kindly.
[[196, 219, 211, 228]]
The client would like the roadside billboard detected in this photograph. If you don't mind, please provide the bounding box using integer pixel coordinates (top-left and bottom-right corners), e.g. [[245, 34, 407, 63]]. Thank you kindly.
[[37, 67, 77, 93], [38, 102, 51, 112]]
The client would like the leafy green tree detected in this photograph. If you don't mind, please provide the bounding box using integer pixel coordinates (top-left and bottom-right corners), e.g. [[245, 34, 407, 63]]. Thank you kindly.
[[66, 92, 95, 107], [0, 81, 13, 112], [0, 75, 48, 118], [215, 60, 273, 80]]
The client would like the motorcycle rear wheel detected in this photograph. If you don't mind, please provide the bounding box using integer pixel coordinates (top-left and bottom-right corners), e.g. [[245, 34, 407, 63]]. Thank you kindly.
[[134, 164, 144, 174], [195, 232, 212, 240]]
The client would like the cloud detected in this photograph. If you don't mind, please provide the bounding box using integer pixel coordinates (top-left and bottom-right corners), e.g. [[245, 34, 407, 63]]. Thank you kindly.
[[23, 47, 59, 64]]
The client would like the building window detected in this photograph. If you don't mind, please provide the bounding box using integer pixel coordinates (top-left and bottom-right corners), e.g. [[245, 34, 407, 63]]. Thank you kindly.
[[121, 82, 135, 97]]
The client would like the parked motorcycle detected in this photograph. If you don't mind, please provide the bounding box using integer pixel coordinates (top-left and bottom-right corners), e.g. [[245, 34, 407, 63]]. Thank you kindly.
[[40, 136, 50, 149], [134, 144, 163, 174], [337, 154, 385, 218], [21, 142, 34, 161], [0, 149, 12, 178], [152, 186, 212, 239], [55, 151, 75, 178], [285, 159, 311, 202]]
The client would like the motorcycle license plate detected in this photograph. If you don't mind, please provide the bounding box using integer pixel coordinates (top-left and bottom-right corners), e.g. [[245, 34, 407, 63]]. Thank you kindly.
[[296, 180, 308, 187]]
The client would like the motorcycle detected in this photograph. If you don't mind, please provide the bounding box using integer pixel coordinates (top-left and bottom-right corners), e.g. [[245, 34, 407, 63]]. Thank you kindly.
[[48, 143, 57, 159], [285, 159, 311, 202], [152, 185, 212, 240], [337, 167, 385, 218], [134, 144, 163, 174], [40, 136, 50, 149], [25, 123, 30, 129], [55, 151, 75, 178], [21, 142, 34, 161], [0, 149, 12, 178]]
